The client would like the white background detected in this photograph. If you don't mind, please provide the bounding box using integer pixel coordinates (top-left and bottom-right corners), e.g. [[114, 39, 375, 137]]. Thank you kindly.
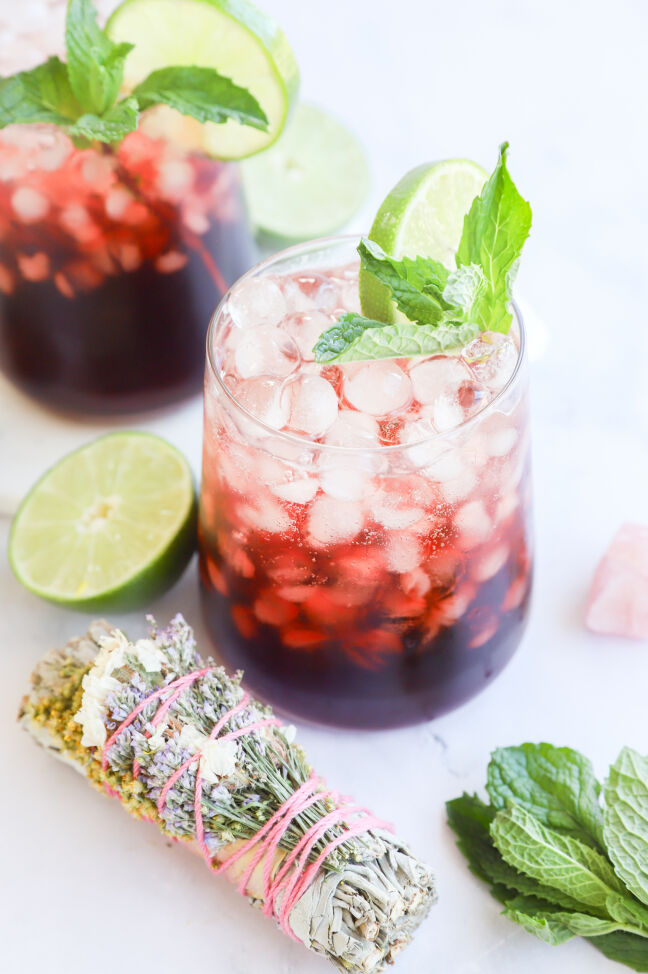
[[1, 1, 648, 972]]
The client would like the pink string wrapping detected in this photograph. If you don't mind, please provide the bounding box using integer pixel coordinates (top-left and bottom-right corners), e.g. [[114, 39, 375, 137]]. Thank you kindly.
[[101, 666, 393, 942]]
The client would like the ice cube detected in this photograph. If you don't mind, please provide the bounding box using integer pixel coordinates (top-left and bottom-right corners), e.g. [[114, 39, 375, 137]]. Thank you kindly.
[[31, 128, 72, 172], [155, 251, 189, 274], [11, 186, 49, 222], [400, 418, 443, 468], [386, 534, 421, 574], [455, 500, 492, 550], [270, 476, 319, 505], [17, 252, 49, 282], [307, 495, 364, 546], [60, 204, 99, 244], [411, 355, 485, 431], [156, 159, 195, 200], [280, 277, 316, 313], [288, 273, 339, 312], [366, 479, 425, 530], [467, 606, 499, 648], [281, 373, 339, 438], [182, 205, 209, 235], [402, 567, 431, 598], [311, 278, 338, 311], [430, 394, 466, 432], [234, 325, 300, 380], [473, 544, 509, 582], [461, 332, 518, 393], [113, 242, 142, 273], [237, 496, 292, 535], [325, 410, 380, 448], [81, 154, 114, 190], [235, 376, 289, 430], [282, 310, 334, 361], [228, 277, 287, 329], [410, 356, 472, 405], [267, 551, 313, 585], [105, 187, 133, 220], [478, 412, 519, 457], [344, 361, 412, 416], [319, 457, 369, 502], [585, 524, 648, 639], [253, 592, 297, 627]]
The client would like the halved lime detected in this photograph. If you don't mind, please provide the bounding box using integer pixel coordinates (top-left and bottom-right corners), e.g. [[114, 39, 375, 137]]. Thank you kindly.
[[242, 103, 369, 239], [106, 0, 299, 160], [9, 433, 196, 611], [360, 159, 487, 323]]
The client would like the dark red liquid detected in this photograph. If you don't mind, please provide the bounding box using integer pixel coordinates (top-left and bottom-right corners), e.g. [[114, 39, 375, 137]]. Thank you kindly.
[[0, 217, 254, 414], [198, 501, 532, 730], [0, 128, 255, 415]]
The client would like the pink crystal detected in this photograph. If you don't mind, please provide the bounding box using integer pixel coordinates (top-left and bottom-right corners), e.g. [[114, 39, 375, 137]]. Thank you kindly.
[[586, 524, 648, 639]]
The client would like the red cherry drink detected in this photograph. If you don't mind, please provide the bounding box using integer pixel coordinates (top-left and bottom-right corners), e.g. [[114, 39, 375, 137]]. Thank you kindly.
[[199, 238, 532, 729], [0, 124, 254, 414]]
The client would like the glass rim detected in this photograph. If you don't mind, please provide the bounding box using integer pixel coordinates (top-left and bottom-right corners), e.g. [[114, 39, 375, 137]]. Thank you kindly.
[[205, 234, 527, 455]]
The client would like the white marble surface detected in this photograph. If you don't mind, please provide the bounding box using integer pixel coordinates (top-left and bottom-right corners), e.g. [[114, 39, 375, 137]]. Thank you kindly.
[[1, 0, 648, 972]]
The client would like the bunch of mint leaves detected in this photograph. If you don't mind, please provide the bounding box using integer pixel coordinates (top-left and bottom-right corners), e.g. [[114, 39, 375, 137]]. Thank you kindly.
[[448, 743, 648, 971], [0, 0, 267, 146], [313, 142, 532, 364]]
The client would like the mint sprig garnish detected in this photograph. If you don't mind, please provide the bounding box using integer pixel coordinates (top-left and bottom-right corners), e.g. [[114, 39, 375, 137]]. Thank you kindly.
[[313, 143, 531, 364], [65, 0, 134, 116], [131, 66, 268, 130], [456, 142, 532, 333], [313, 314, 479, 364], [448, 743, 648, 972], [0, 0, 267, 147]]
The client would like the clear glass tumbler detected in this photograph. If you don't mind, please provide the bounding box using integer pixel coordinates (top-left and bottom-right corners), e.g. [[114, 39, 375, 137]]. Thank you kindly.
[[0, 4, 255, 414], [199, 237, 533, 729]]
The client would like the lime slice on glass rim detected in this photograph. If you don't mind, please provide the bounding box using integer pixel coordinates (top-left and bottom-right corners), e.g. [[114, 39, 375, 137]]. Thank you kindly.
[[106, 0, 299, 160], [242, 103, 369, 239], [360, 159, 487, 322], [9, 433, 196, 611]]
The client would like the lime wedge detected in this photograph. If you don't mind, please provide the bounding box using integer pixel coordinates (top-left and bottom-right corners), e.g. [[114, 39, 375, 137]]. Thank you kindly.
[[9, 433, 196, 611], [242, 103, 369, 239], [360, 159, 487, 323], [106, 0, 299, 160]]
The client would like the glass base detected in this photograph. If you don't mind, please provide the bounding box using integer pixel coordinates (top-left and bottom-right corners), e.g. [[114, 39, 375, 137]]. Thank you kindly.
[[199, 575, 532, 730], [0, 221, 255, 416]]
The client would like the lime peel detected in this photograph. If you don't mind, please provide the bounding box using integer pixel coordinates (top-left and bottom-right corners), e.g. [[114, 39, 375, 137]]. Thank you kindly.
[[9, 432, 197, 611], [107, 0, 299, 160]]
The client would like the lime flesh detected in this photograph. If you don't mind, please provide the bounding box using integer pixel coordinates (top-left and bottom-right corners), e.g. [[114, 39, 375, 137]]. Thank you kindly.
[[242, 103, 369, 239], [9, 433, 197, 611], [360, 159, 487, 323], [107, 0, 299, 160]]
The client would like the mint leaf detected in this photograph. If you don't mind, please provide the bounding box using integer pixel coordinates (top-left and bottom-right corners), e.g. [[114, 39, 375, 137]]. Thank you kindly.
[[132, 67, 268, 130], [604, 749, 648, 907], [504, 904, 643, 942], [68, 97, 139, 144], [313, 315, 478, 364], [607, 892, 648, 932], [592, 931, 648, 971], [0, 58, 80, 128], [358, 238, 452, 325], [442, 264, 485, 314], [446, 795, 587, 911], [456, 142, 532, 333], [491, 804, 623, 911], [502, 907, 575, 945], [65, 0, 133, 115], [487, 743, 605, 848]]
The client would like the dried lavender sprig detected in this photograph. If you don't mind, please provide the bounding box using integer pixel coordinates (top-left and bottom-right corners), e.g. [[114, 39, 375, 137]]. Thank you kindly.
[[19, 615, 436, 973]]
